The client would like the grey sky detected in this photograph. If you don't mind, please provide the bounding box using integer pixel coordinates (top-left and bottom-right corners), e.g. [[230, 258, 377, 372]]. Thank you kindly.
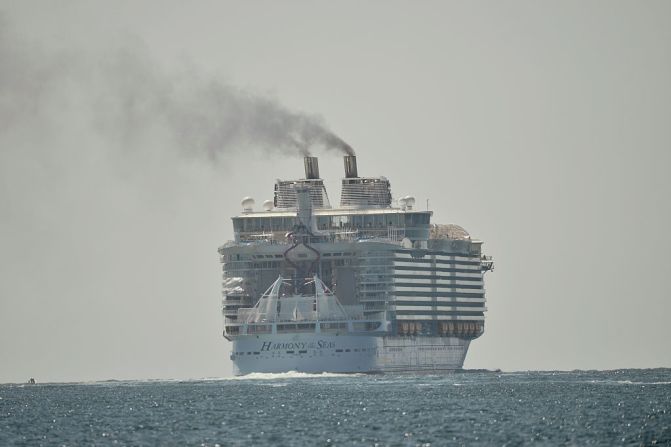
[[1, 1, 669, 383]]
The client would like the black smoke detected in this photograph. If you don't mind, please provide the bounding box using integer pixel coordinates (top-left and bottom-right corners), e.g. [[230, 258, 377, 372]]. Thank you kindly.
[[0, 23, 354, 160]]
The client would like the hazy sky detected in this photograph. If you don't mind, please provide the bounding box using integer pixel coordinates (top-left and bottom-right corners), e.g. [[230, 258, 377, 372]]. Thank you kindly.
[[1, 1, 670, 383]]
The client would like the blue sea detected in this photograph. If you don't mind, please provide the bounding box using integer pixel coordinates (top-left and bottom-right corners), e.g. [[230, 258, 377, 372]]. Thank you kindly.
[[1, 369, 669, 446]]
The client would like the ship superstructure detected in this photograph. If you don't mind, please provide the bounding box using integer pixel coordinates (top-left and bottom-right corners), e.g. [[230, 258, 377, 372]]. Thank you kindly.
[[219, 155, 493, 374]]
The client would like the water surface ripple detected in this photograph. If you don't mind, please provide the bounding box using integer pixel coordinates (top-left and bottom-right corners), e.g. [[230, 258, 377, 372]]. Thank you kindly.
[[1, 369, 669, 446]]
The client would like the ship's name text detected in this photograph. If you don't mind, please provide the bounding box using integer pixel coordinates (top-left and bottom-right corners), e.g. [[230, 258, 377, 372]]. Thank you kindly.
[[260, 340, 336, 351]]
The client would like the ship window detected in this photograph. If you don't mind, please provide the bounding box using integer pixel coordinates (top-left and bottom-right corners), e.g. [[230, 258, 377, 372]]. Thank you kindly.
[[405, 214, 429, 226], [331, 215, 350, 227]]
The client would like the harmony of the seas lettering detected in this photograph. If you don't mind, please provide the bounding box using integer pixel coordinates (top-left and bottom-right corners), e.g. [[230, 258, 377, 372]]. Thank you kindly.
[[260, 340, 336, 351]]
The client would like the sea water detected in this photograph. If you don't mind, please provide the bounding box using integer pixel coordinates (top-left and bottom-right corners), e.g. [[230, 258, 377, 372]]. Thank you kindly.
[[1, 369, 669, 446]]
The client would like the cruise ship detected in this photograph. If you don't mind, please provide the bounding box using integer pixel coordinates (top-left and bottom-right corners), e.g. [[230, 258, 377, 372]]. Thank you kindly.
[[219, 155, 493, 375]]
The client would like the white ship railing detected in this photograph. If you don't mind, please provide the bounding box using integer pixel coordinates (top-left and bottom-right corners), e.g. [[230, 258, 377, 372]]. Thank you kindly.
[[228, 226, 411, 245], [227, 275, 390, 337]]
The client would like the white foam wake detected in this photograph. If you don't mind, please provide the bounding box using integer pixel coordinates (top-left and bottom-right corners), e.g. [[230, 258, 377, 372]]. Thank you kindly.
[[231, 371, 364, 380]]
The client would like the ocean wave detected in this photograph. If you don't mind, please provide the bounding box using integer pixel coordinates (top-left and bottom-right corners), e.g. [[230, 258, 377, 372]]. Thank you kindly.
[[615, 380, 671, 385], [586, 379, 671, 386]]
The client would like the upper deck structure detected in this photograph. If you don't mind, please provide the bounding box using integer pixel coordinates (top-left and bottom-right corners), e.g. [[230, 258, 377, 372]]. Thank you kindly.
[[218, 154, 492, 374]]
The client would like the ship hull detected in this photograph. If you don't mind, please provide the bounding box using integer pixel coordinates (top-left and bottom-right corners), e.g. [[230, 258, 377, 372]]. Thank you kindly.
[[230, 333, 470, 375]]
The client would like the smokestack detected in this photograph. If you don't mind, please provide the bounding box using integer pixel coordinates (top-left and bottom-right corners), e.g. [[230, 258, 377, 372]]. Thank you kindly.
[[344, 155, 358, 178], [304, 156, 320, 179]]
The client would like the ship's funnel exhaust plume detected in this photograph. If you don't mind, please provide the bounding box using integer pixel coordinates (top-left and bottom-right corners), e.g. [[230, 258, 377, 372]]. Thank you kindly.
[[304, 156, 320, 179], [344, 155, 358, 178], [321, 132, 355, 156], [0, 26, 354, 161]]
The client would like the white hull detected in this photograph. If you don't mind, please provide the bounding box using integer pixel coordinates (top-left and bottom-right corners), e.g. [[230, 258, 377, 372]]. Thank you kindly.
[[230, 333, 470, 375]]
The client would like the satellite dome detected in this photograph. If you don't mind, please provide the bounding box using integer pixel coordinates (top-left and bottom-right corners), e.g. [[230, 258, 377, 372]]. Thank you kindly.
[[430, 224, 470, 240], [403, 196, 416, 210], [241, 197, 255, 212], [262, 200, 273, 211]]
